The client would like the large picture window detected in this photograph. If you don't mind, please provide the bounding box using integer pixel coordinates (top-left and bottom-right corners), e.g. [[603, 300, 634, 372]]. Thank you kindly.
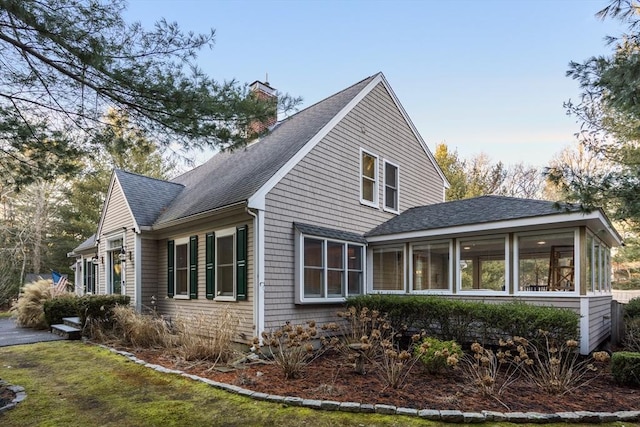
[[517, 231, 574, 292], [360, 149, 378, 207], [372, 246, 404, 291], [458, 237, 507, 292], [299, 236, 364, 302], [412, 242, 450, 291]]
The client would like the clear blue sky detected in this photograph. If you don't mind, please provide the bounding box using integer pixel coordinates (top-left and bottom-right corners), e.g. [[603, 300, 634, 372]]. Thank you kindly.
[[125, 0, 624, 167]]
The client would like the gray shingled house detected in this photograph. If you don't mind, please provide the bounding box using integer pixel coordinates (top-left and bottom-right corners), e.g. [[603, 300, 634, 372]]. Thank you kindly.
[[70, 73, 621, 354]]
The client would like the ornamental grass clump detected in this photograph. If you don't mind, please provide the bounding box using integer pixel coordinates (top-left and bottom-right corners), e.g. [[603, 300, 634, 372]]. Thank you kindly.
[[258, 320, 322, 379], [11, 279, 53, 329], [109, 305, 175, 349]]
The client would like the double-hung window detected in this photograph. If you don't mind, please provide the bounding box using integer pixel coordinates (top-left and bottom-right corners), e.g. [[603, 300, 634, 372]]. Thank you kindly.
[[205, 226, 248, 301], [84, 258, 96, 294], [168, 236, 197, 299], [383, 160, 399, 213], [297, 234, 364, 303], [360, 149, 378, 207]]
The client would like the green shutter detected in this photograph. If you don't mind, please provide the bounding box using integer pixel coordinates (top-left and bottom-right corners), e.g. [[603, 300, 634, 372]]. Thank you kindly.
[[189, 235, 198, 299], [205, 232, 215, 299], [167, 240, 175, 298], [236, 225, 248, 301]]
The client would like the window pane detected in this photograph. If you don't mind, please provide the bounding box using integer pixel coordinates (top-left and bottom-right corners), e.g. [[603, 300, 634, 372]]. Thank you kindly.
[[176, 244, 187, 269], [348, 245, 362, 270], [176, 269, 188, 295], [348, 271, 362, 296], [413, 242, 449, 290], [362, 153, 375, 179], [586, 234, 594, 292], [304, 268, 323, 297], [327, 270, 343, 296], [362, 178, 374, 202], [218, 265, 234, 296], [373, 247, 403, 291], [460, 238, 505, 291], [517, 232, 573, 292], [304, 238, 323, 267], [385, 189, 397, 210], [385, 163, 397, 187], [327, 241, 343, 269], [218, 235, 234, 265]]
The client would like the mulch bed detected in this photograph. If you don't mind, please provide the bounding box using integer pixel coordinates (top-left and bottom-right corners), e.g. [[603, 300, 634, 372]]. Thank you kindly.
[[130, 348, 640, 413]]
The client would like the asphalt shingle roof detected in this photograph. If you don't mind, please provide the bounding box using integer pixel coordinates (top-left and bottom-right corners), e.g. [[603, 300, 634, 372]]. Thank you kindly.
[[114, 170, 184, 227], [366, 195, 581, 237], [154, 74, 377, 224], [294, 223, 368, 244], [73, 234, 96, 252]]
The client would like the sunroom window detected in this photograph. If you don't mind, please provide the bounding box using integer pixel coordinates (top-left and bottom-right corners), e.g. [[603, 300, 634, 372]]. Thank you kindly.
[[372, 246, 404, 291], [412, 242, 450, 291], [300, 236, 364, 302], [517, 231, 574, 292], [459, 237, 506, 292]]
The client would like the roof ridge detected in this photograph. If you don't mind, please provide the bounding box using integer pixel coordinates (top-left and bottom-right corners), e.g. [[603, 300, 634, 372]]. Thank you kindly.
[[116, 168, 184, 188]]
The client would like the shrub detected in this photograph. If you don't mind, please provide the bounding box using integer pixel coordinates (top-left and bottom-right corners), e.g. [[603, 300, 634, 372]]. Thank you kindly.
[[79, 294, 130, 337], [501, 333, 610, 395], [417, 337, 462, 374], [624, 318, 640, 352], [11, 280, 53, 329], [611, 351, 640, 386], [259, 321, 321, 379], [43, 295, 79, 326], [625, 297, 640, 319], [174, 307, 240, 363], [346, 295, 579, 345], [460, 342, 502, 397]]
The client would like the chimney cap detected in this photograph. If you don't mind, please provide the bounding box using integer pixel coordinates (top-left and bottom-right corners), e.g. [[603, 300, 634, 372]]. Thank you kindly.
[[250, 80, 276, 96]]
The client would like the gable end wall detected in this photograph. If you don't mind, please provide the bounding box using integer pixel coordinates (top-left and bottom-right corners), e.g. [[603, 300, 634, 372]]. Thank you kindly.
[[263, 82, 445, 328]]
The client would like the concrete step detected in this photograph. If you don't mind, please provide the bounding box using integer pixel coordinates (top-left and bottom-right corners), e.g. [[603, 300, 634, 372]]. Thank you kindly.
[[62, 317, 82, 329], [51, 324, 82, 340]]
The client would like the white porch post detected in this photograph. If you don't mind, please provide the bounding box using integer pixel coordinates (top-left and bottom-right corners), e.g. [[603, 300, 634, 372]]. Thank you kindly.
[[580, 297, 590, 355]]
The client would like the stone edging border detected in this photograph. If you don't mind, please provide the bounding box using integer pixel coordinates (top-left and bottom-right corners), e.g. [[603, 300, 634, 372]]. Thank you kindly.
[[105, 345, 639, 424], [0, 380, 27, 413]]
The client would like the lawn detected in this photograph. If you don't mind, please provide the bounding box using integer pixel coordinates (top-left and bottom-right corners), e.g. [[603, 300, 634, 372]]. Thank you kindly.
[[0, 341, 440, 427]]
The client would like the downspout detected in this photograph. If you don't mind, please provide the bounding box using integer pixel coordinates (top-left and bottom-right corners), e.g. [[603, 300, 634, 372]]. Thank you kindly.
[[134, 231, 142, 312], [247, 207, 265, 341]]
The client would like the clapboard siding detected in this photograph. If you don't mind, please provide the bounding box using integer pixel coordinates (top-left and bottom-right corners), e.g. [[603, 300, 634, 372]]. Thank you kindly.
[[263, 82, 445, 328], [154, 215, 255, 343], [589, 295, 612, 351], [140, 237, 158, 311], [97, 178, 135, 304]]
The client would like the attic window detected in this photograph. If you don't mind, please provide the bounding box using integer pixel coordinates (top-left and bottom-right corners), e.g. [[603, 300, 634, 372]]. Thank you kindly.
[[360, 149, 378, 207]]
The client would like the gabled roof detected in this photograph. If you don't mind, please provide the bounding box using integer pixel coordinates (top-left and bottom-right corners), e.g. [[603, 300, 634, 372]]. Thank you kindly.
[[155, 74, 378, 224], [73, 234, 97, 253], [366, 195, 621, 245], [114, 170, 184, 227]]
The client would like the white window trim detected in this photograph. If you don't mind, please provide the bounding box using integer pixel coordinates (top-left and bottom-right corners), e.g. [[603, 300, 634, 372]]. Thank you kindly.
[[369, 245, 406, 294], [382, 159, 400, 214], [456, 235, 509, 295], [409, 240, 453, 294], [173, 236, 190, 299], [215, 227, 236, 302], [359, 148, 379, 208], [295, 231, 366, 304], [513, 229, 579, 296]]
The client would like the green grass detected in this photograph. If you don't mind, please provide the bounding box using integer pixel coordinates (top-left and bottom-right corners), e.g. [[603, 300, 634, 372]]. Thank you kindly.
[[0, 341, 636, 427]]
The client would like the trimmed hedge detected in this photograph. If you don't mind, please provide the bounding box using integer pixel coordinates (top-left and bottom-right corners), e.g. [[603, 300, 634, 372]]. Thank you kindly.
[[346, 295, 579, 345], [43, 296, 80, 326], [78, 294, 130, 327], [611, 352, 640, 386]]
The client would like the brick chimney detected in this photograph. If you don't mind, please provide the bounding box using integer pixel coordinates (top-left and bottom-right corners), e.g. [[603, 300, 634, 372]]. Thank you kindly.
[[248, 80, 277, 135]]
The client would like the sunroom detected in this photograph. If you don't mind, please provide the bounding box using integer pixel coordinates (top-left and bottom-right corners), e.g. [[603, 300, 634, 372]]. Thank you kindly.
[[365, 196, 622, 354]]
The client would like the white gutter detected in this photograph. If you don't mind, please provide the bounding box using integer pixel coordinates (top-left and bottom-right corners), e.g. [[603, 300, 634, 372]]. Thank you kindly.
[[247, 207, 265, 342], [134, 232, 142, 312]]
